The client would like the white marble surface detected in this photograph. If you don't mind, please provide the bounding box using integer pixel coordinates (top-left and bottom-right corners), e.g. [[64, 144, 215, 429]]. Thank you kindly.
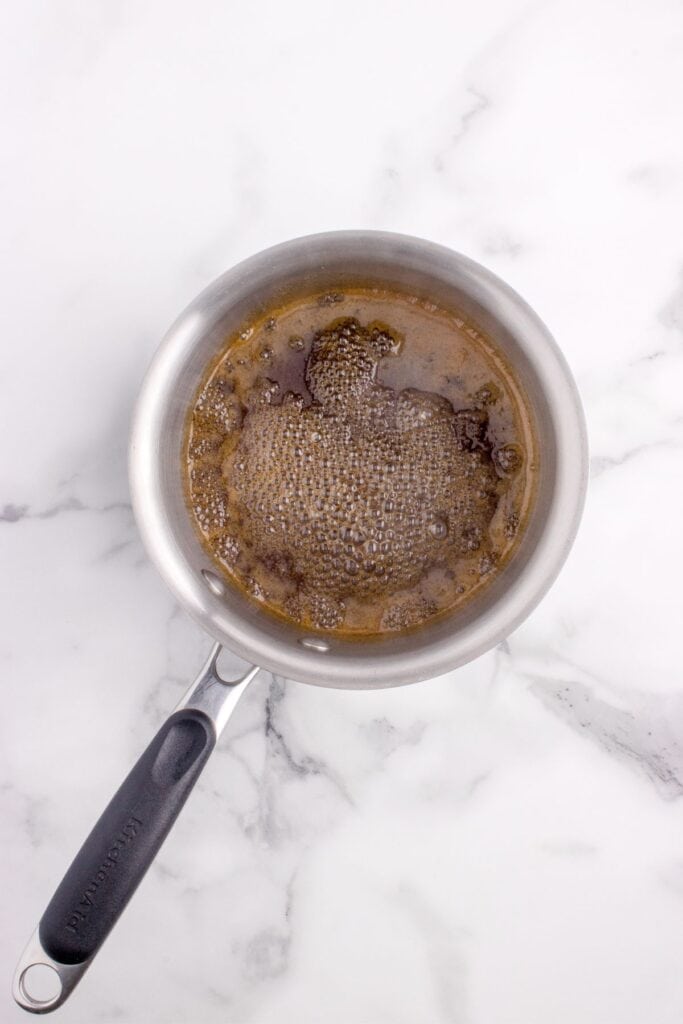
[[3, 1, 683, 1021]]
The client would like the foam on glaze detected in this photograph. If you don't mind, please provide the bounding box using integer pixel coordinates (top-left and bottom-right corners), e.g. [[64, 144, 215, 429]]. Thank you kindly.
[[185, 289, 536, 636]]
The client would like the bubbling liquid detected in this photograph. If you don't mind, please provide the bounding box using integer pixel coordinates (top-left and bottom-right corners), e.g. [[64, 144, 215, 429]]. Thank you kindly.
[[184, 288, 537, 636]]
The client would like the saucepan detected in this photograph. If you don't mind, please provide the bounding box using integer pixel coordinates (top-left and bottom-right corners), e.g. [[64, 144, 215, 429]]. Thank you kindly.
[[13, 231, 588, 1012]]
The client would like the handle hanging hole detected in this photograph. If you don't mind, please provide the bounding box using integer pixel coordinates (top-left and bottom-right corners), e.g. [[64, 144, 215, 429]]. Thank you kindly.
[[18, 963, 62, 1008]]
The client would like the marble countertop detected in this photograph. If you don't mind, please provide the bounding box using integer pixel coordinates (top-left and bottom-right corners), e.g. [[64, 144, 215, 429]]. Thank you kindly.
[[3, 2, 683, 1022]]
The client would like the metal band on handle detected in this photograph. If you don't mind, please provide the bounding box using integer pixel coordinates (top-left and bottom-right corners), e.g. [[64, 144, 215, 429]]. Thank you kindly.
[[13, 929, 89, 1014]]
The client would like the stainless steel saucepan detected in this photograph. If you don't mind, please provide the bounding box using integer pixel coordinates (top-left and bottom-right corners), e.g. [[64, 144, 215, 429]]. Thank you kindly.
[[13, 231, 588, 1012]]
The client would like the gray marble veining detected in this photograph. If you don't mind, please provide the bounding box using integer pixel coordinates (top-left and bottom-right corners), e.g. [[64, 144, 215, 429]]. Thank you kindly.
[[3, 1, 683, 1021]]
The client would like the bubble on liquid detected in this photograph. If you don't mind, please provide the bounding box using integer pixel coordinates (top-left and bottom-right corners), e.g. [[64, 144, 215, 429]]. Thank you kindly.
[[473, 382, 502, 407], [281, 391, 304, 410], [190, 464, 230, 532], [478, 552, 498, 576], [428, 516, 448, 540], [367, 323, 403, 357], [244, 576, 266, 601], [381, 596, 438, 632], [248, 377, 281, 407], [189, 435, 220, 460], [288, 335, 305, 351], [493, 443, 524, 478], [289, 591, 345, 630], [211, 317, 502, 619], [454, 408, 489, 450], [462, 525, 483, 552], [504, 511, 519, 538], [193, 377, 242, 434], [210, 533, 240, 565]]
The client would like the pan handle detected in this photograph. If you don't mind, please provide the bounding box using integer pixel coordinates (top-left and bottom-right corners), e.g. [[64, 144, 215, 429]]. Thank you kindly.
[[12, 644, 259, 1014]]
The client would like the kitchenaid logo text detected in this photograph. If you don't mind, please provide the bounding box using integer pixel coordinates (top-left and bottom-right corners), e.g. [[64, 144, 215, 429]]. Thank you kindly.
[[65, 816, 143, 936]]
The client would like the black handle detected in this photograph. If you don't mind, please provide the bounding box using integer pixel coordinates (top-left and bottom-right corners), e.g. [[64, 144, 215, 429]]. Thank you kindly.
[[38, 709, 215, 966]]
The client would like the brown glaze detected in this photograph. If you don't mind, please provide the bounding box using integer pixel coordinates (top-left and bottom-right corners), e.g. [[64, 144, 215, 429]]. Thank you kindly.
[[184, 287, 538, 636]]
